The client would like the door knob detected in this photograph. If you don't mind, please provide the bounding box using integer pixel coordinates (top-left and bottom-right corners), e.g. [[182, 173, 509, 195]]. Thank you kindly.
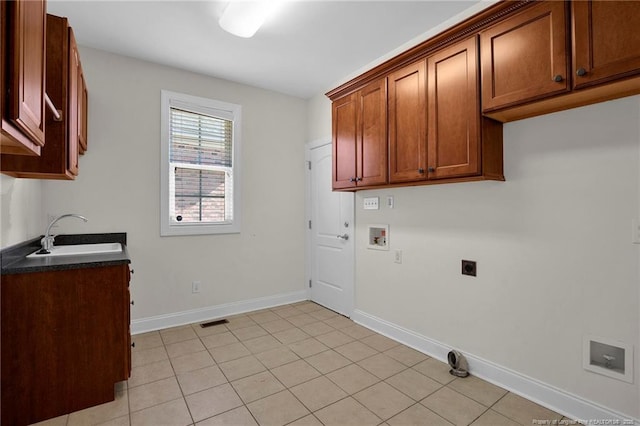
[[337, 234, 349, 240]]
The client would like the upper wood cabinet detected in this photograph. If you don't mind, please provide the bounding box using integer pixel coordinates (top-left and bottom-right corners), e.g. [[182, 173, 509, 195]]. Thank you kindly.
[[481, 0, 640, 122], [480, 1, 570, 113], [327, 0, 640, 190], [357, 80, 387, 187], [332, 37, 503, 191], [428, 37, 480, 180], [388, 60, 426, 183], [332, 92, 357, 189], [1, 14, 87, 179], [0, 0, 47, 156], [332, 79, 387, 189], [572, 1, 640, 89]]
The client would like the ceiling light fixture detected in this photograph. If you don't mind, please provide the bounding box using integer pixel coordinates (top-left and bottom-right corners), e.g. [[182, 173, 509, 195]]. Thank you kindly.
[[218, 0, 282, 38]]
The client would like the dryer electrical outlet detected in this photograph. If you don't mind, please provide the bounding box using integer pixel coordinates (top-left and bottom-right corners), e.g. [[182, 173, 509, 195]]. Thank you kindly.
[[461, 260, 476, 277], [363, 197, 379, 210]]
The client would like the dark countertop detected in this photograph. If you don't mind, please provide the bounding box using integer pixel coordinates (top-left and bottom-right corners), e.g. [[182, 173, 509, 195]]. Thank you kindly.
[[1, 233, 130, 275]]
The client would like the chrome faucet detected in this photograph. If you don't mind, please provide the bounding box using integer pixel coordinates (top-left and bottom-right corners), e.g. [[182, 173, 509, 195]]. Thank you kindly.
[[38, 214, 88, 254]]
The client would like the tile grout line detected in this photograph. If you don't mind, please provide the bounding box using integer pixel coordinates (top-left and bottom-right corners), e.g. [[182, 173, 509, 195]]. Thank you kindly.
[[124, 302, 552, 426], [166, 336, 196, 426]]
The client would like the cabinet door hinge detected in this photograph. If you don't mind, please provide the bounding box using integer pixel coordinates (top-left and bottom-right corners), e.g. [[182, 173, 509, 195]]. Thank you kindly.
[[309, 279, 312, 288], [308, 220, 312, 229], [307, 161, 312, 170]]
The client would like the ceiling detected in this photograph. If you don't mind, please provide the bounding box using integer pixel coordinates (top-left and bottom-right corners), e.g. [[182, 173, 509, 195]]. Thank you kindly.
[[47, 1, 480, 99]]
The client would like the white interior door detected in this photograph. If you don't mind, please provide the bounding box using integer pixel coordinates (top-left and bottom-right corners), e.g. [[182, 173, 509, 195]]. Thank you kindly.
[[309, 143, 354, 316]]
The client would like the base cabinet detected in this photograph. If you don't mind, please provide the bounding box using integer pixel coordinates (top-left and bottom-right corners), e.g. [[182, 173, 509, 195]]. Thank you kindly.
[[1, 264, 131, 426]]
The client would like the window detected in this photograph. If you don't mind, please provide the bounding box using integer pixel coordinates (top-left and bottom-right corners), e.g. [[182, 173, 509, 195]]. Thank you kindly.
[[161, 90, 241, 236]]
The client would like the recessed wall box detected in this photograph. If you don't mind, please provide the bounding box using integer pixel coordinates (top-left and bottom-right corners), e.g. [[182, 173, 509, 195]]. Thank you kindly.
[[583, 335, 633, 383], [368, 224, 389, 250]]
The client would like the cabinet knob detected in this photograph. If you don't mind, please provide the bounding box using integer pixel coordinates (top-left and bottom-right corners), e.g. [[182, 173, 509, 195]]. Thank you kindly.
[[418, 168, 425, 174], [355, 177, 362, 182], [130, 269, 134, 274], [553, 74, 563, 82], [131, 300, 135, 306], [576, 68, 587, 77], [349, 177, 355, 183], [131, 342, 136, 348], [428, 167, 435, 173]]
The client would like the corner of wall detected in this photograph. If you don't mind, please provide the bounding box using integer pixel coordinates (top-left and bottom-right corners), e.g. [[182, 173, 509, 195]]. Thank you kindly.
[[306, 93, 332, 143], [0, 175, 43, 249]]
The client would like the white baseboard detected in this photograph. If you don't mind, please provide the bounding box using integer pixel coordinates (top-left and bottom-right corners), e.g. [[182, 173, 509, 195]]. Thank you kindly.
[[351, 309, 639, 426], [131, 290, 308, 335]]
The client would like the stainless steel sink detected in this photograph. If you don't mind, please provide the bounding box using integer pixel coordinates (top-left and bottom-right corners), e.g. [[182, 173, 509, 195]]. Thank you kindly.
[[27, 243, 122, 258]]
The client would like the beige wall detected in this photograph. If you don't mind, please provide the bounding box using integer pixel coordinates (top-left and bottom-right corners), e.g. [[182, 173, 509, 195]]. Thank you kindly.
[[309, 95, 639, 418], [306, 94, 331, 143], [0, 176, 42, 248], [40, 47, 308, 320], [308, 64, 639, 416]]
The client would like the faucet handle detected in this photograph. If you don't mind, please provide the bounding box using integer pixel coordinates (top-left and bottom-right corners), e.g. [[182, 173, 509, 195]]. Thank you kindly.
[[41, 235, 55, 251]]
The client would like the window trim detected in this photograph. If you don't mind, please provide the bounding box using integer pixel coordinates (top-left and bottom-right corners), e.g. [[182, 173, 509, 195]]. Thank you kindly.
[[160, 90, 242, 236]]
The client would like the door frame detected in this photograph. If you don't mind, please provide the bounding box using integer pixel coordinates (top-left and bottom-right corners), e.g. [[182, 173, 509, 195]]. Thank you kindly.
[[305, 138, 355, 316]]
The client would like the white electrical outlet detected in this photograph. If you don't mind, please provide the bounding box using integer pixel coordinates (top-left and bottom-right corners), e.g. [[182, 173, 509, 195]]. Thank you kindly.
[[364, 197, 379, 210], [192, 281, 201, 293], [633, 219, 640, 244], [394, 250, 402, 264]]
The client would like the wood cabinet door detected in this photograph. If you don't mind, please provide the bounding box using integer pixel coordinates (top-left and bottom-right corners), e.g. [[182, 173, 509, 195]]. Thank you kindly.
[[481, 1, 569, 111], [427, 37, 480, 179], [332, 93, 358, 189], [388, 59, 426, 183], [67, 27, 80, 176], [6, 0, 46, 147], [572, 1, 640, 89], [357, 79, 387, 187], [1, 265, 129, 425]]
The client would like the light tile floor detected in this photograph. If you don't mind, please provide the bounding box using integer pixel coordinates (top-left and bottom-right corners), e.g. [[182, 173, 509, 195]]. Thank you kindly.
[[32, 301, 572, 426]]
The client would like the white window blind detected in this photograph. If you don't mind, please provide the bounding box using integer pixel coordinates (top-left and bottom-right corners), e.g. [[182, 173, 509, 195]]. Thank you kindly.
[[161, 90, 242, 236], [170, 107, 233, 224]]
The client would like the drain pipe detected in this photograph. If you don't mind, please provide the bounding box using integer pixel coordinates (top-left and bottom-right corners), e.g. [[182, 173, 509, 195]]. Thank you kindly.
[[448, 350, 469, 377]]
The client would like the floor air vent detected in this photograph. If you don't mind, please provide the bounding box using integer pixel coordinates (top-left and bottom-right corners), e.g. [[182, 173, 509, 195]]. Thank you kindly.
[[200, 319, 229, 328]]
